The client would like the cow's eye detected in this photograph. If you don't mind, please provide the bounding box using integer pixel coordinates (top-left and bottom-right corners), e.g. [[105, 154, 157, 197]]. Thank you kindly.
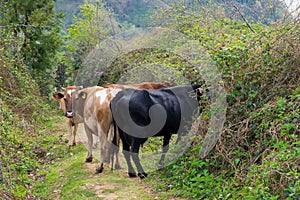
[[63, 98, 67, 101]]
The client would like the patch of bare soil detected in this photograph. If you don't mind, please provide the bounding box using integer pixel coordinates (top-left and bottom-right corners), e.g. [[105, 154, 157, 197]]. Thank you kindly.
[[82, 162, 159, 200], [82, 182, 119, 200]]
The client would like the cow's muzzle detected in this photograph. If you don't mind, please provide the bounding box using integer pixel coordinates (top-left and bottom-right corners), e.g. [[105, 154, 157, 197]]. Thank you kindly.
[[65, 111, 74, 118]]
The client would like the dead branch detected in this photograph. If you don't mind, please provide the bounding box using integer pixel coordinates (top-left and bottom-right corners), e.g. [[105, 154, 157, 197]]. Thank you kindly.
[[232, 4, 256, 34]]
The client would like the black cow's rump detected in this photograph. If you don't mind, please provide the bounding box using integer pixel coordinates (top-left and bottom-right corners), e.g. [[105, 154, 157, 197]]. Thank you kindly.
[[128, 89, 181, 136]]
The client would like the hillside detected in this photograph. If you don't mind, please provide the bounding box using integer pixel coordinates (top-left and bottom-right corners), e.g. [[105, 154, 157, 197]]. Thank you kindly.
[[55, 0, 289, 28]]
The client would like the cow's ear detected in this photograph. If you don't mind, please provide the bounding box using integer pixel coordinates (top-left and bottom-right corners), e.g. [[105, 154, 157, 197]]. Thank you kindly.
[[79, 92, 87, 99], [53, 93, 64, 100]]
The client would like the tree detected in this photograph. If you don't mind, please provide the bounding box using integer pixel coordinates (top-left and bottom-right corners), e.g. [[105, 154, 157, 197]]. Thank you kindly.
[[0, 0, 64, 95], [61, 0, 122, 85]]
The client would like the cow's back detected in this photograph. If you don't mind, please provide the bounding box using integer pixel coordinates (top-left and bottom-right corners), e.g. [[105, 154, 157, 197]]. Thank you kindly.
[[104, 82, 165, 90], [111, 85, 200, 137]]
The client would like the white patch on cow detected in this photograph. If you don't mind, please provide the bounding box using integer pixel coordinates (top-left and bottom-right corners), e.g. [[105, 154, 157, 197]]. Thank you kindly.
[[95, 89, 122, 103], [111, 89, 122, 96], [95, 90, 107, 105], [95, 89, 122, 105], [67, 89, 76, 95]]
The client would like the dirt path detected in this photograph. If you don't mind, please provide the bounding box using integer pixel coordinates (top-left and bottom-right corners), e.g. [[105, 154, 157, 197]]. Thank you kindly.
[[83, 162, 158, 200], [44, 145, 160, 200], [47, 121, 184, 200]]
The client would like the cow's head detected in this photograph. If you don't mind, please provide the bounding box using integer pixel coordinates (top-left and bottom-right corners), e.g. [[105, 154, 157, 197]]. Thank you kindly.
[[53, 86, 78, 118]]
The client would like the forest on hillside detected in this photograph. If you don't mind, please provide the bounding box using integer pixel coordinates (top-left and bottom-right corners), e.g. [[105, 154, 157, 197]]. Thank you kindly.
[[0, 0, 299, 199], [55, 0, 290, 28]]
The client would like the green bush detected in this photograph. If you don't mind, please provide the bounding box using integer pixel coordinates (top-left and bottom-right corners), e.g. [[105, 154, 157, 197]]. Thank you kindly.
[[0, 28, 68, 199], [146, 5, 299, 199], [0, 100, 70, 198]]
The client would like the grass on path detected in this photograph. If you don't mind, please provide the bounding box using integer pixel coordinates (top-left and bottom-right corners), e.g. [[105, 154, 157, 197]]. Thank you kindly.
[[34, 145, 158, 200]]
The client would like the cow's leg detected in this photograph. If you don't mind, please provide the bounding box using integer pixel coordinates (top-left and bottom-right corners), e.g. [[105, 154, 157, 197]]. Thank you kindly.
[[131, 139, 147, 179], [67, 120, 75, 148], [71, 123, 78, 146], [110, 124, 122, 170], [85, 126, 93, 162], [113, 129, 121, 170], [110, 141, 121, 170], [96, 131, 107, 173], [114, 147, 121, 170], [158, 134, 172, 169], [123, 143, 137, 177], [119, 131, 136, 177]]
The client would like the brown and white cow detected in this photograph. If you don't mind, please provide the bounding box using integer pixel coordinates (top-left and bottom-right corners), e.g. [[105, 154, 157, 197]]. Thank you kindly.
[[72, 82, 166, 173], [72, 86, 120, 172], [53, 86, 79, 147]]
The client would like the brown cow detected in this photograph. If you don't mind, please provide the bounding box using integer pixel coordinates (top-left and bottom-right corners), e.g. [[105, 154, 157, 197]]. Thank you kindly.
[[53, 86, 79, 147], [72, 82, 166, 173]]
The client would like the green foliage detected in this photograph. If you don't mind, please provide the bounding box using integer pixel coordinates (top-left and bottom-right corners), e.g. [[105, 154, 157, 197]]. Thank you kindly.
[[145, 3, 300, 200], [0, 99, 69, 198], [0, 31, 52, 119], [0, 21, 67, 199], [0, 0, 64, 96], [97, 48, 200, 86], [242, 91, 300, 198], [147, 90, 299, 199], [60, 0, 123, 86]]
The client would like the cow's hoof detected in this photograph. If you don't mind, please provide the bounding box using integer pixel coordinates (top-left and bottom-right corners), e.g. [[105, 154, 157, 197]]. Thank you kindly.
[[128, 172, 137, 178], [85, 157, 93, 162], [138, 172, 148, 179], [96, 167, 104, 173], [68, 143, 76, 148]]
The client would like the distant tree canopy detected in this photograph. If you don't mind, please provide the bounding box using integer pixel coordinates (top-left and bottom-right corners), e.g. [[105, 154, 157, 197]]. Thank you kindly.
[[163, 0, 287, 24], [105, 0, 154, 27], [55, 0, 288, 29]]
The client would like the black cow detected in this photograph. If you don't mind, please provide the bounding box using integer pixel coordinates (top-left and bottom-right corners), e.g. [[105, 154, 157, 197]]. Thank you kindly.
[[110, 84, 202, 178]]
